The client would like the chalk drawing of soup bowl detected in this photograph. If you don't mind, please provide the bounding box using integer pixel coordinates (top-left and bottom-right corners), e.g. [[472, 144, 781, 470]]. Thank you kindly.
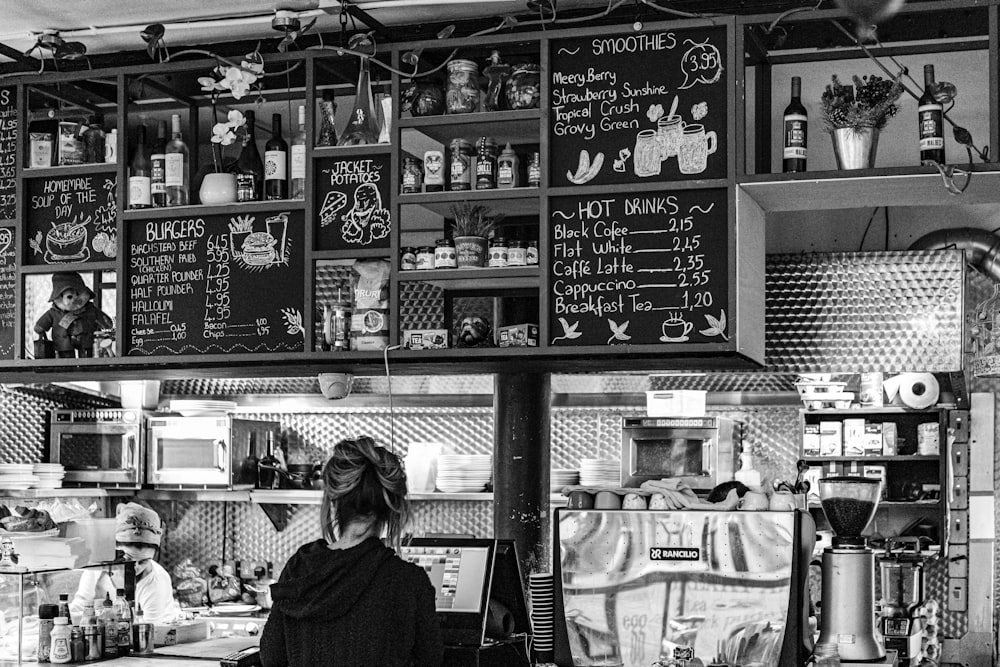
[[46, 222, 88, 260], [659, 315, 693, 342]]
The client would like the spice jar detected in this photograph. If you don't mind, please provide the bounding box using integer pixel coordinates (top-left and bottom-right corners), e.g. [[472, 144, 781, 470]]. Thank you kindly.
[[507, 240, 527, 266], [528, 151, 541, 187], [506, 63, 541, 110], [402, 157, 423, 194], [476, 137, 498, 190], [526, 240, 539, 265], [434, 238, 457, 268], [446, 59, 480, 114], [488, 237, 508, 268], [400, 247, 417, 270], [423, 150, 446, 192], [449, 138, 474, 191], [416, 246, 435, 270]]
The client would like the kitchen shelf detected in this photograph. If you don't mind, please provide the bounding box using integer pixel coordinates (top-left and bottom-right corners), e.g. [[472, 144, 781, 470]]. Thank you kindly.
[[398, 266, 539, 290], [136, 489, 251, 502], [802, 456, 940, 463], [398, 188, 540, 217], [250, 490, 568, 504], [23, 163, 118, 178], [312, 144, 392, 159], [798, 406, 954, 416], [398, 109, 540, 145], [122, 199, 305, 220], [0, 488, 136, 499]]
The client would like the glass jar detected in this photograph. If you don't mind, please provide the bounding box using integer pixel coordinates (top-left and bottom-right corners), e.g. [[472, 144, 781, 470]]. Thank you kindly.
[[482, 51, 511, 112], [402, 157, 423, 194], [506, 63, 541, 110], [446, 59, 480, 114], [434, 238, 457, 268], [403, 78, 445, 117], [449, 138, 475, 191], [813, 642, 841, 667], [527, 151, 541, 187], [476, 137, 498, 190], [507, 240, 526, 266], [416, 246, 435, 270], [400, 247, 417, 270], [488, 237, 508, 267], [526, 240, 539, 265], [317, 90, 339, 146]]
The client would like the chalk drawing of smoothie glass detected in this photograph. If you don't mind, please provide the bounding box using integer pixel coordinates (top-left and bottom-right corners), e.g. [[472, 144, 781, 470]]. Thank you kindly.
[[633, 129, 661, 177], [659, 314, 693, 342], [656, 115, 684, 160], [678, 124, 717, 175]]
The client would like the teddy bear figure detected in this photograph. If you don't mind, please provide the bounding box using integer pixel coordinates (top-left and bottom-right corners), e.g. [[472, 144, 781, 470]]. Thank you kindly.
[[33, 271, 114, 358]]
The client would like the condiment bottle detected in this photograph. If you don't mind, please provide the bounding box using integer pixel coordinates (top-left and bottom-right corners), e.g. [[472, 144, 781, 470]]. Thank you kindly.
[[476, 137, 497, 190], [449, 139, 474, 191], [38, 603, 59, 662], [100, 593, 117, 657], [402, 157, 423, 194], [50, 617, 71, 664], [497, 143, 519, 189], [70, 626, 85, 663], [423, 149, 445, 192], [527, 151, 541, 187], [57, 593, 71, 621], [115, 588, 133, 657]]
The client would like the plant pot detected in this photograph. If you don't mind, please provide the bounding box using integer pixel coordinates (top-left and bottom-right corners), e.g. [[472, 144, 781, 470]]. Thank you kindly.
[[831, 126, 880, 170], [199, 172, 238, 205], [455, 236, 488, 268]]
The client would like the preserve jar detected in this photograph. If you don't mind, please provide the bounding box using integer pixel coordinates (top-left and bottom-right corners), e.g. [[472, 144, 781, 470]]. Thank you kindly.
[[476, 137, 498, 190], [506, 63, 540, 110], [401, 157, 423, 194], [488, 237, 508, 267], [446, 59, 480, 114], [507, 240, 526, 266], [403, 78, 445, 117], [482, 51, 511, 112], [434, 239, 457, 268], [526, 240, 539, 265], [416, 246, 435, 270], [449, 138, 474, 191], [400, 247, 417, 270]]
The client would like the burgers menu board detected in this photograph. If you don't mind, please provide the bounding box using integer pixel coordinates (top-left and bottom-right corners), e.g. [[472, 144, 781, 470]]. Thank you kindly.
[[315, 154, 391, 251], [0, 89, 15, 222], [549, 189, 729, 347], [25, 174, 118, 265], [549, 26, 728, 187], [125, 210, 305, 356], [0, 226, 13, 359]]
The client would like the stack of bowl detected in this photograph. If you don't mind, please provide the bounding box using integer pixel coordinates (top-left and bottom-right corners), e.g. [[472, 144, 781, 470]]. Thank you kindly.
[[435, 455, 492, 493], [550, 469, 579, 493], [579, 459, 619, 488], [32, 463, 65, 489], [529, 573, 554, 660], [0, 464, 37, 491]]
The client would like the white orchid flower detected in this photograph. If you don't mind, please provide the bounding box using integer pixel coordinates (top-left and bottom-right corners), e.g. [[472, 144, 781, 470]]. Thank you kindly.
[[226, 109, 246, 129], [211, 122, 235, 145], [198, 76, 224, 92]]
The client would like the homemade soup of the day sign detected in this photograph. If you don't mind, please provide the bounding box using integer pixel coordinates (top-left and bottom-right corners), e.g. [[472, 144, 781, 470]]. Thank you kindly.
[[125, 210, 305, 356], [549, 26, 727, 186], [549, 189, 729, 347], [25, 174, 118, 266]]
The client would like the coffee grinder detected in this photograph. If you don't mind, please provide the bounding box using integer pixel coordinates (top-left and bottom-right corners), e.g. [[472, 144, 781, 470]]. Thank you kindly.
[[879, 538, 925, 666], [817, 477, 894, 665]]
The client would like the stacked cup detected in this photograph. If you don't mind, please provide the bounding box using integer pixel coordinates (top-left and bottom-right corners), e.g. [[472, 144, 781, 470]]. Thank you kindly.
[[529, 572, 555, 660], [32, 463, 65, 489]]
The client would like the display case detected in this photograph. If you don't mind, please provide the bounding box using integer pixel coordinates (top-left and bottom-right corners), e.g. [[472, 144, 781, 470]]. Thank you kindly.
[[0, 560, 133, 664]]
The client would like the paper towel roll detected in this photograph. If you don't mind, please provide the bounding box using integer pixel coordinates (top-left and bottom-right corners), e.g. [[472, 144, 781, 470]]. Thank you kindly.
[[897, 373, 940, 410]]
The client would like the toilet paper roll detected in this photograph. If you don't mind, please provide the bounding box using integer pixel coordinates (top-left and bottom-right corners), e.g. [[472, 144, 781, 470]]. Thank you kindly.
[[897, 373, 940, 410]]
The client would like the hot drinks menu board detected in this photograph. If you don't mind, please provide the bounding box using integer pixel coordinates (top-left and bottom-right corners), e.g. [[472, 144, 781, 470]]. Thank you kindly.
[[548, 189, 729, 347], [315, 154, 391, 251], [0, 89, 15, 221], [0, 226, 13, 359], [549, 26, 727, 186], [25, 174, 118, 265], [125, 210, 305, 356]]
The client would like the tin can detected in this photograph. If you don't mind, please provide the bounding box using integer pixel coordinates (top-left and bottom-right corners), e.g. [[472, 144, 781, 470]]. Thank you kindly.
[[132, 622, 154, 655]]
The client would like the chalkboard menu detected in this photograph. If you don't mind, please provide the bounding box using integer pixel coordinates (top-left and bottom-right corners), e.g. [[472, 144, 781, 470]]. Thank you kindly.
[[124, 210, 305, 356], [0, 226, 13, 359], [549, 26, 727, 186], [25, 174, 117, 265], [549, 189, 729, 347], [315, 154, 391, 251], [0, 89, 15, 222]]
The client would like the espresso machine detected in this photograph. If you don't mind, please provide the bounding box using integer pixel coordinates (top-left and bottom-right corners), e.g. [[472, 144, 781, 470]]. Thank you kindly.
[[817, 477, 895, 665], [879, 538, 926, 666]]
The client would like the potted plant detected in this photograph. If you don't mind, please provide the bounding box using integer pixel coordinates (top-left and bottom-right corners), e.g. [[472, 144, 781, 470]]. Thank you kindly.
[[820, 73, 903, 169], [450, 203, 503, 268]]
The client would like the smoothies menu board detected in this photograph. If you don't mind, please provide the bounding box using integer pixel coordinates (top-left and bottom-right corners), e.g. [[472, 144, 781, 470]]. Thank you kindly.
[[549, 26, 728, 186], [0, 89, 15, 221], [25, 174, 117, 265], [549, 189, 729, 347], [0, 226, 13, 358], [125, 210, 305, 356]]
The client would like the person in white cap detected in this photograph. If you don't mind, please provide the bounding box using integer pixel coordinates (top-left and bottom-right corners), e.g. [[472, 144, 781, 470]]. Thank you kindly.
[[72, 502, 181, 624]]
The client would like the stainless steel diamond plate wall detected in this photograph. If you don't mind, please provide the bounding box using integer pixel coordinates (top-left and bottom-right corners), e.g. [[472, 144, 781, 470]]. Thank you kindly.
[[766, 250, 965, 373]]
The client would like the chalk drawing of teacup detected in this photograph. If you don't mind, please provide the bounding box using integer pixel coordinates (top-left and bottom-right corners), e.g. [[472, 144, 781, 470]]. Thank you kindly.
[[678, 124, 717, 175], [659, 315, 693, 342], [656, 115, 684, 160]]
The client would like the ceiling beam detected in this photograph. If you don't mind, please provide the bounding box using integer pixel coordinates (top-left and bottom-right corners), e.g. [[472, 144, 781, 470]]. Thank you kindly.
[[341, 1, 396, 43], [129, 76, 194, 107], [0, 42, 39, 70], [29, 84, 105, 114]]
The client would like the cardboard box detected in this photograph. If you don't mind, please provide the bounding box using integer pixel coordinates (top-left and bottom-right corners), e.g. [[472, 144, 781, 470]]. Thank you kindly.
[[819, 421, 843, 457], [843, 418, 866, 456], [154, 619, 210, 646], [863, 422, 883, 456], [882, 422, 898, 455], [402, 329, 449, 350], [862, 464, 887, 498], [646, 390, 707, 417], [802, 423, 821, 456], [496, 323, 538, 348]]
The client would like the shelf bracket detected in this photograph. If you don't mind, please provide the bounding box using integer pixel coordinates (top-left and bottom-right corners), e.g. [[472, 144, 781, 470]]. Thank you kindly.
[[256, 503, 290, 532]]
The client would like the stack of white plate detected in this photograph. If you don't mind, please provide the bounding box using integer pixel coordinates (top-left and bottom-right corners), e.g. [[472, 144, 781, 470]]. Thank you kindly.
[[579, 459, 620, 488], [168, 399, 237, 416], [529, 573, 554, 658], [550, 469, 579, 491], [32, 464, 65, 489], [0, 464, 38, 490], [436, 455, 492, 493]]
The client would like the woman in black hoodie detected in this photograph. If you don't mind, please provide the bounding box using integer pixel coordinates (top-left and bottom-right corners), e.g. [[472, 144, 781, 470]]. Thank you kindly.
[[260, 436, 443, 667]]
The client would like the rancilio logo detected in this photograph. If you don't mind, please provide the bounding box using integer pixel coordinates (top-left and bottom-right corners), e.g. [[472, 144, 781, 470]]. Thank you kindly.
[[649, 547, 700, 561]]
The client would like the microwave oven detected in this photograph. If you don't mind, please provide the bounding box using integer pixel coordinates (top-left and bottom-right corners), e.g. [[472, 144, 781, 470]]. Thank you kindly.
[[620, 416, 740, 490], [49, 409, 146, 488], [146, 416, 279, 489]]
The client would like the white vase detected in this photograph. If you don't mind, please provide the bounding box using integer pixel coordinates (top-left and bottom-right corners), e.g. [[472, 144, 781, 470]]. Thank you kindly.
[[199, 173, 237, 205]]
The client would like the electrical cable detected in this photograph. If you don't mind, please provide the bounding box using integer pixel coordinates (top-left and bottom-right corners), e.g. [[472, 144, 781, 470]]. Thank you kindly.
[[383, 344, 402, 453], [857, 207, 881, 251]]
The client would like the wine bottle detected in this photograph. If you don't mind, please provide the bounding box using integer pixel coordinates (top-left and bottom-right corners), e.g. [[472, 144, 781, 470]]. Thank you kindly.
[[165, 114, 189, 206], [290, 105, 306, 200], [127, 125, 151, 209], [782, 76, 807, 173], [918, 64, 945, 164], [236, 110, 264, 202], [264, 113, 288, 200], [150, 120, 167, 208]]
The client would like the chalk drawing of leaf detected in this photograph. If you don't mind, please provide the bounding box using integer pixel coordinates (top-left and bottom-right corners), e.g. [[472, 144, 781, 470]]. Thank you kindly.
[[281, 308, 305, 338], [552, 317, 582, 343], [607, 319, 631, 344], [698, 310, 729, 341]]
